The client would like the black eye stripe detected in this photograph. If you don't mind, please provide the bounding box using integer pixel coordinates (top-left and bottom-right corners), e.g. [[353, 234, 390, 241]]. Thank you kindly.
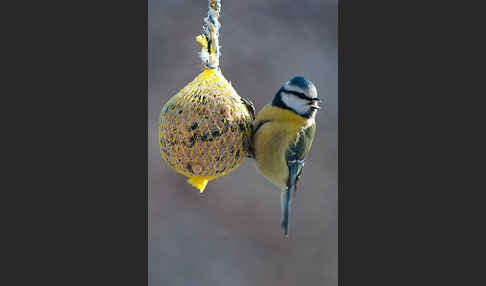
[[282, 90, 312, 100]]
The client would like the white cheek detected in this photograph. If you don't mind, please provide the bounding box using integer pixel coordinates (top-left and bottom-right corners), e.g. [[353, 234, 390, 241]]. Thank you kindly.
[[281, 92, 310, 115]]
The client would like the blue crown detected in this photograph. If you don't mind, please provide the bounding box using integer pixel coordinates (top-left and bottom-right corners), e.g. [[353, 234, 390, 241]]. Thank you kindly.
[[289, 76, 314, 90]]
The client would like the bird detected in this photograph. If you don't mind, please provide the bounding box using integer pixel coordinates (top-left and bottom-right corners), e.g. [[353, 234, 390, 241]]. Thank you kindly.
[[249, 76, 320, 236]]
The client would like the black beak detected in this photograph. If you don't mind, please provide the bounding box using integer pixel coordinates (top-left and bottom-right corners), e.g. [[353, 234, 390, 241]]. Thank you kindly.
[[309, 98, 321, 110]]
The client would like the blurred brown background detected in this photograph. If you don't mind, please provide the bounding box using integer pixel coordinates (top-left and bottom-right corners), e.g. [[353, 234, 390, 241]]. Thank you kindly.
[[149, 0, 338, 285]]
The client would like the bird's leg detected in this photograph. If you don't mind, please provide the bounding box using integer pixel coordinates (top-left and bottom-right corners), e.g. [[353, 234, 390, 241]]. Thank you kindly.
[[247, 149, 255, 159], [246, 143, 255, 159], [241, 97, 256, 159]]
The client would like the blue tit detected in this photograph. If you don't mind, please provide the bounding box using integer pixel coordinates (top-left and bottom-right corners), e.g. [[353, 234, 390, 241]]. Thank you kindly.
[[250, 76, 320, 237]]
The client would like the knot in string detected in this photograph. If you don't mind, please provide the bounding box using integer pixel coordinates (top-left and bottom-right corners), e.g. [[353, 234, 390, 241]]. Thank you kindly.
[[197, 0, 221, 69]]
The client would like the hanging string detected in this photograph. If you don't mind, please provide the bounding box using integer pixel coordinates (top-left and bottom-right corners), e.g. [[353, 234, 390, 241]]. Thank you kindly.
[[196, 0, 221, 69]]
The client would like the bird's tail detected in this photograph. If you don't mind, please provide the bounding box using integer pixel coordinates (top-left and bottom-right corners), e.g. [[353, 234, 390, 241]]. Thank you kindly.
[[280, 187, 291, 237]]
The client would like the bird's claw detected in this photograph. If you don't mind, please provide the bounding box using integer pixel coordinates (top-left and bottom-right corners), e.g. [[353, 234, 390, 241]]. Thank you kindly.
[[243, 137, 255, 159], [241, 97, 256, 120], [246, 145, 255, 159]]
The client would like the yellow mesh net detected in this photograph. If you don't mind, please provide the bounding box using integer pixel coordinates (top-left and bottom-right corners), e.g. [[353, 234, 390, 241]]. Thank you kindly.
[[159, 68, 252, 192], [159, 0, 252, 192]]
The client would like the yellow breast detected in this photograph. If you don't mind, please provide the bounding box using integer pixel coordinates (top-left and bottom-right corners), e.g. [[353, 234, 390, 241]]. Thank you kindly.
[[251, 105, 313, 188]]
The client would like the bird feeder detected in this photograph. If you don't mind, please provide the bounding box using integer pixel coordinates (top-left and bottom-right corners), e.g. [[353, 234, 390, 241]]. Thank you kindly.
[[158, 0, 253, 192]]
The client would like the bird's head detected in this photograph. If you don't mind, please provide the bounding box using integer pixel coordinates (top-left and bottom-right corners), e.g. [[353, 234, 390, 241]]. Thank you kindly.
[[272, 76, 321, 119]]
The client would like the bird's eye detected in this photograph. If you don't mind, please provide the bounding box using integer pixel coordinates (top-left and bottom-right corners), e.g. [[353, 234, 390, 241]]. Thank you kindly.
[[284, 90, 309, 100]]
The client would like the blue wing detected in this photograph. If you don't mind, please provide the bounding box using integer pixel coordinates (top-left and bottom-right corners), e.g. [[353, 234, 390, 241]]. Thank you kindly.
[[280, 123, 316, 236]]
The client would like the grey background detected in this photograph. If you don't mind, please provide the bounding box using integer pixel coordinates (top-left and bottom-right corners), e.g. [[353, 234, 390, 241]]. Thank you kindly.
[[149, 0, 338, 285]]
